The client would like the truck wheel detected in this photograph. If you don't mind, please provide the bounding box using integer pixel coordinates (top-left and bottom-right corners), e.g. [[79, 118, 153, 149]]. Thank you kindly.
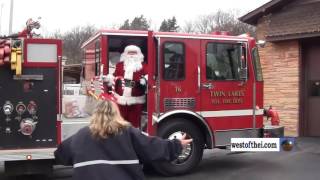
[[154, 118, 204, 176]]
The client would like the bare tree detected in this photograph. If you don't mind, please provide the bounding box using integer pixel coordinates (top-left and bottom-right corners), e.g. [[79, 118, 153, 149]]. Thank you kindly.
[[51, 30, 63, 39], [195, 14, 215, 34], [211, 10, 255, 36], [52, 25, 97, 64], [182, 20, 197, 33], [182, 10, 256, 36]]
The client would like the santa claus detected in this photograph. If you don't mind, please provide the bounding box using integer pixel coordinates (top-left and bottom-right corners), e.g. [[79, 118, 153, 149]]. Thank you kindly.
[[105, 45, 147, 128]]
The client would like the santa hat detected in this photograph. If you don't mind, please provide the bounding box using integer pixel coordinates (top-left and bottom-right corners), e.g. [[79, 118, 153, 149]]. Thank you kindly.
[[120, 45, 144, 62], [124, 45, 142, 54]]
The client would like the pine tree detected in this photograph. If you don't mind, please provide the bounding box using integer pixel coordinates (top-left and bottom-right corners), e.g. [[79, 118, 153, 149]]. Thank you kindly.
[[130, 15, 149, 30], [159, 16, 179, 32], [159, 20, 168, 32], [167, 16, 179, 32], [119, 19, 130, 30]]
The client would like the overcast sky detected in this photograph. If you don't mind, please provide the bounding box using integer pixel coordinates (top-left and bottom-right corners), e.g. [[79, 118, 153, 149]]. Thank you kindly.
[[0, 0, 270, 35]]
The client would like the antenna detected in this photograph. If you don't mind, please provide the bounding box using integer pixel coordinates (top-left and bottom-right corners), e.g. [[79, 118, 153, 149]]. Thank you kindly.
[[9, 0, 14, 34], [0, 3, 4, 35]]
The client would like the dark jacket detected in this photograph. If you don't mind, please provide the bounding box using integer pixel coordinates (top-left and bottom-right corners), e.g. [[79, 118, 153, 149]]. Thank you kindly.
[[54, 126, 182, 180]]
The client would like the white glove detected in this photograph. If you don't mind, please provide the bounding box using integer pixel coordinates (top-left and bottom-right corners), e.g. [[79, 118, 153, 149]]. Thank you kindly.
[[103, 74, 114, 86], [140, 77, 147, 86]]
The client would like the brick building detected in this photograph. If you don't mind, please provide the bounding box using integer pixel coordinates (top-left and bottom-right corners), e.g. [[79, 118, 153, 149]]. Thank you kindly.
[[240, 0, 320, 136]]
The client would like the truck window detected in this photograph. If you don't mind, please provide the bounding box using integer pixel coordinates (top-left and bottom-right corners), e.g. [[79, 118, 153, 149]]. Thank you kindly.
[[107, 36, 148, 75], [206, 43, 241, 80], [108, 51, 120, 74], [163, 42, 185, 80], [81, 50, 85, 79], [252, 47, 263, 81], [95, 41, 101, 76]]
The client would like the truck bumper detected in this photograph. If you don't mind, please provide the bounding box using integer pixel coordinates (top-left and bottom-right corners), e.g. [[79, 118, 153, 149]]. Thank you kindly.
[[0, 148, 55, 161], [263, 125, 284, 138]]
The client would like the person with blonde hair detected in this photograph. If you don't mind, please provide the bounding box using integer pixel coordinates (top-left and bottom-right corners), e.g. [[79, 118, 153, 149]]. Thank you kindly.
[[54, 99, 192, 180]]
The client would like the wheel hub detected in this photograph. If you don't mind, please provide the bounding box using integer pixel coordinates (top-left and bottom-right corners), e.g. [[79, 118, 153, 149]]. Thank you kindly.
[[168, 131, 192, 164]]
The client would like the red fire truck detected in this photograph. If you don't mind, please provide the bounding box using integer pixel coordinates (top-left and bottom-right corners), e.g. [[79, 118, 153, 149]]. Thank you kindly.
[[0, 19, 62, 175], [78, 29, 283, 175]]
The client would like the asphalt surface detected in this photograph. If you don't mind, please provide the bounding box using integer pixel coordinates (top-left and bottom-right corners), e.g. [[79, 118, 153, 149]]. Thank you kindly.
[[0, 137, 319, 180]]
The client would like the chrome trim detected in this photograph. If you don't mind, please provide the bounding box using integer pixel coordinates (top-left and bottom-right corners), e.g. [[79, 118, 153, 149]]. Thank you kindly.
[[58, 55, 62, 121], [168, 131, 192, 163], [155, 34, 249, 42], [249, 40, 256, 129], [197, 109, 264, 117], [156, 37, 161, 115], [155, 110, 214, 148], [198, 65, 201, 92], [152, 113, 158, 125], [164, 98, 195, 111], [215, 128, 258, 132], [0, 148, 55, 161], [214, 128, 261, 146], [57, 114, 62, 121], [101, 32, 147, 37], [253, 81, 256, 129]]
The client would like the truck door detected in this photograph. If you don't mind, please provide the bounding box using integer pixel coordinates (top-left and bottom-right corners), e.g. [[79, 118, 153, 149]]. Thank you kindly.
[[147, 31, 156, 135], [158, 38, 199, 116], [200, 40, 255, 134]]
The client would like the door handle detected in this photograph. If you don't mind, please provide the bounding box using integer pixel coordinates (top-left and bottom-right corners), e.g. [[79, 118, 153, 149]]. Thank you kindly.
[[201, 83, 213, 89], [238, 81, 246, 87]]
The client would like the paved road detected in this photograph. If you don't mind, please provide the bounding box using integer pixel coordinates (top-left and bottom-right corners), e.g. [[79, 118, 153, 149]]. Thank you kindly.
[[1, 138, 320, 180]]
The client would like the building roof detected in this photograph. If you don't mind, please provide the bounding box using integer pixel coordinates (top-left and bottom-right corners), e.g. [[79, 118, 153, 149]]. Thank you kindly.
[[267, 2, 320, 41], [240, 0, 320, 41], [239, 0, 292, 25]]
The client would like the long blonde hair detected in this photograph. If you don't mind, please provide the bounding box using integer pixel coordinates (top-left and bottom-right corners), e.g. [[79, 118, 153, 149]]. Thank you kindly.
[[89, 100, 130, 139]]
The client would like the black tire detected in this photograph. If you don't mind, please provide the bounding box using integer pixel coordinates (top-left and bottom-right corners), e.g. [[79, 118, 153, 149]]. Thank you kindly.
[[154, 118, 204, 176]]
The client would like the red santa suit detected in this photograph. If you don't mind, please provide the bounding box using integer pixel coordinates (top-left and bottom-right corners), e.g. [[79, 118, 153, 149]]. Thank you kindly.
[[110, 45, 147, 128]]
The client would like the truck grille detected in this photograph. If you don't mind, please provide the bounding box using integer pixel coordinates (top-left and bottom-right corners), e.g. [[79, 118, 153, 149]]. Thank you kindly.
[[164, 98, 195, 111]]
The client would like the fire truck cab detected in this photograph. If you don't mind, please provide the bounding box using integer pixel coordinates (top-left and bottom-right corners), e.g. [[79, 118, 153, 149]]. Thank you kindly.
[[80, 30, 283, 175]]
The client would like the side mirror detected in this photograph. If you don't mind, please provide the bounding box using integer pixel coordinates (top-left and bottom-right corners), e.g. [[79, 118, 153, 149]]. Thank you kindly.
[[257, 40, 266, 48], [239, 44, 248, 81], [239, 68, 248, 80]]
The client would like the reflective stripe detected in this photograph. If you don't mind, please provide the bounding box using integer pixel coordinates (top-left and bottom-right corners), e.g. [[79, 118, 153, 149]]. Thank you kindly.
[[74, 159, 139, 168], [155, 34, 248, 42], [198, 109, 264, 118]]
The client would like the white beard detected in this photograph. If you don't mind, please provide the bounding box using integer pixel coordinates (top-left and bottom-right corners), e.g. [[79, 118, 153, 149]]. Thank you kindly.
[[124, 56, 143, 73], [121, 55, 143, 97], [121, 54, 143, 80]]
